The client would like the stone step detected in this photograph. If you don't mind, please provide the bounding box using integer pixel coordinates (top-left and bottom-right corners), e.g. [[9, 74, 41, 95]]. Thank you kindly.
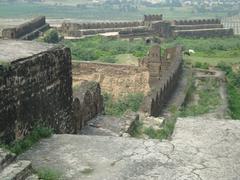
[[0, 160, 32, 180], [0, 148, 16, 171]]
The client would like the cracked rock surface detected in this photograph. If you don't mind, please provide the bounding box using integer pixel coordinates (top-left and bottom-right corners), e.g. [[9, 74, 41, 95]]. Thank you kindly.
[[19, 117, 240, 180]]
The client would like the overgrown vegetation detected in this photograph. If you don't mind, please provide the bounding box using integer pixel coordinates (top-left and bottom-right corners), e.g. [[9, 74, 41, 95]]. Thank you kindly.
[[103, 92, 144, 117], [217, 62, 240, 119], [130, 120, 143, 138], [0, 127, 53, 155], [193, 62, 209, 69], [144, 111, 178, 140], [180, 78, 221, 117], [37, 168, 62, 180], [64, 36, 150, 62]]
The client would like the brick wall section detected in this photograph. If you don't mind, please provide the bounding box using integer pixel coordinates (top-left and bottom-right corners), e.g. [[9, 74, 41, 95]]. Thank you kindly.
[[0, 44, 73, 143], [72, 81, 104, 133]]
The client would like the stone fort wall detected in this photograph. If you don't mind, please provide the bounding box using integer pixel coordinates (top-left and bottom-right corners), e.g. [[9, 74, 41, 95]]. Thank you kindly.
[[173, 19, 221, 25], [0, 43, 73, 143], [72, 62, 151, 98], [72, 45, 182, 116], [73, 81, 104, 133], [139, 45, 182, 116], [2, 16, 49, 40]]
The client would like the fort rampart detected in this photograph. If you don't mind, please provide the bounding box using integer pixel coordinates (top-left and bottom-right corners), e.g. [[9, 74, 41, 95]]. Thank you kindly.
[[61, 15, 233, 39], [73, 81, 104, 133], [2, 16, 49, 40], [72, 45, 182, 116], [0, 41, 73, 143], [139, 45, 182, 116]]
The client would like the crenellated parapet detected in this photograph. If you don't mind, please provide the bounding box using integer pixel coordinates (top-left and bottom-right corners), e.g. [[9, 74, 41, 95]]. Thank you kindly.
[[72, 81, 104, 133], [173, 19, 221, 25], [140, 45, 183, 116]]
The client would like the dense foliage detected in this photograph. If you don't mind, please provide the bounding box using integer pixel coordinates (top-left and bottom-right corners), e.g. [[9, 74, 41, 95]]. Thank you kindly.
[[64, 36, 149, 62]]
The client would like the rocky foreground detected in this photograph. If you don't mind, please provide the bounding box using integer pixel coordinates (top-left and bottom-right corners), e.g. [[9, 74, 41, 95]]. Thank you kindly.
[[18, 117, 240, 180]]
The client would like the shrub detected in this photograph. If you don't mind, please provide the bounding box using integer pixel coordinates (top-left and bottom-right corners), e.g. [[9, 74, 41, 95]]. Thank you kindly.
[[37, 168, 62, 180], [0, 127, 53, 155], [43, 29, 60, 44]]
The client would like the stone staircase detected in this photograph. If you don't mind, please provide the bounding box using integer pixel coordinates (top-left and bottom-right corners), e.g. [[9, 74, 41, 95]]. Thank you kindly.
[[0, 148, 38, 180]]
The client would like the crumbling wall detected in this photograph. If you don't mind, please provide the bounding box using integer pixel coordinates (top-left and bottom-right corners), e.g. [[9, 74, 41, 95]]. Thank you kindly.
[[72, 81, 104, 133], [0, 45, 73, 143], [72, 62, 150, 98], [140, 45, 182, 116], [2, 16, 49, 40]]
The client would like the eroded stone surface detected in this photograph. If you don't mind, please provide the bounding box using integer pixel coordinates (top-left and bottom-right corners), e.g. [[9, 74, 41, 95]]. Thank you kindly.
[[0, 40, 54, 63], [19, 117, 240, 180]]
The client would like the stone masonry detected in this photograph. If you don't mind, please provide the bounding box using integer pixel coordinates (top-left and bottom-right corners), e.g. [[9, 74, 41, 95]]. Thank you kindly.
[[73, 81, 104, 133], [60, 14, 233, 39], [140, 45, 182, 116], [0, 40, 73, 143], [2, 16, 49, 40]]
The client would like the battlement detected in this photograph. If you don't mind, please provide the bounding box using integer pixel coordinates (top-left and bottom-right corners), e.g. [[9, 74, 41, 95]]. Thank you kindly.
[[173, 19, 221, 25], [144, 14, 163, 22]]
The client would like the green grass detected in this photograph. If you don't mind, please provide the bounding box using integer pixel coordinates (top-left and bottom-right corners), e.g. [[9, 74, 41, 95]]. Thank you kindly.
[[64, 36, 149, 63], [143, 111, 178, 140], [0, 127, 53, 155], [180, 78, 221, 117], [185, 56, 240, 66], [37, 168, 62, 180], [103, 92, 144, 117], [217, 62, 240, 119], [161, 36, 240, 66]]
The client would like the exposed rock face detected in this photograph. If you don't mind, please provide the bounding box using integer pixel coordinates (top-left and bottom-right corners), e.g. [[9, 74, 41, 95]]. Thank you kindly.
[[72, 62, 150, 99], [72, 81, 104, 133], [2, 16, 49, 40], [0, 40, 73, 143]]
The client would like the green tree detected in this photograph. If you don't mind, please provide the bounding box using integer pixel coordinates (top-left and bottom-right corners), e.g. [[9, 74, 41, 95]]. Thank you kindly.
[[43, 29, 59, 44]]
